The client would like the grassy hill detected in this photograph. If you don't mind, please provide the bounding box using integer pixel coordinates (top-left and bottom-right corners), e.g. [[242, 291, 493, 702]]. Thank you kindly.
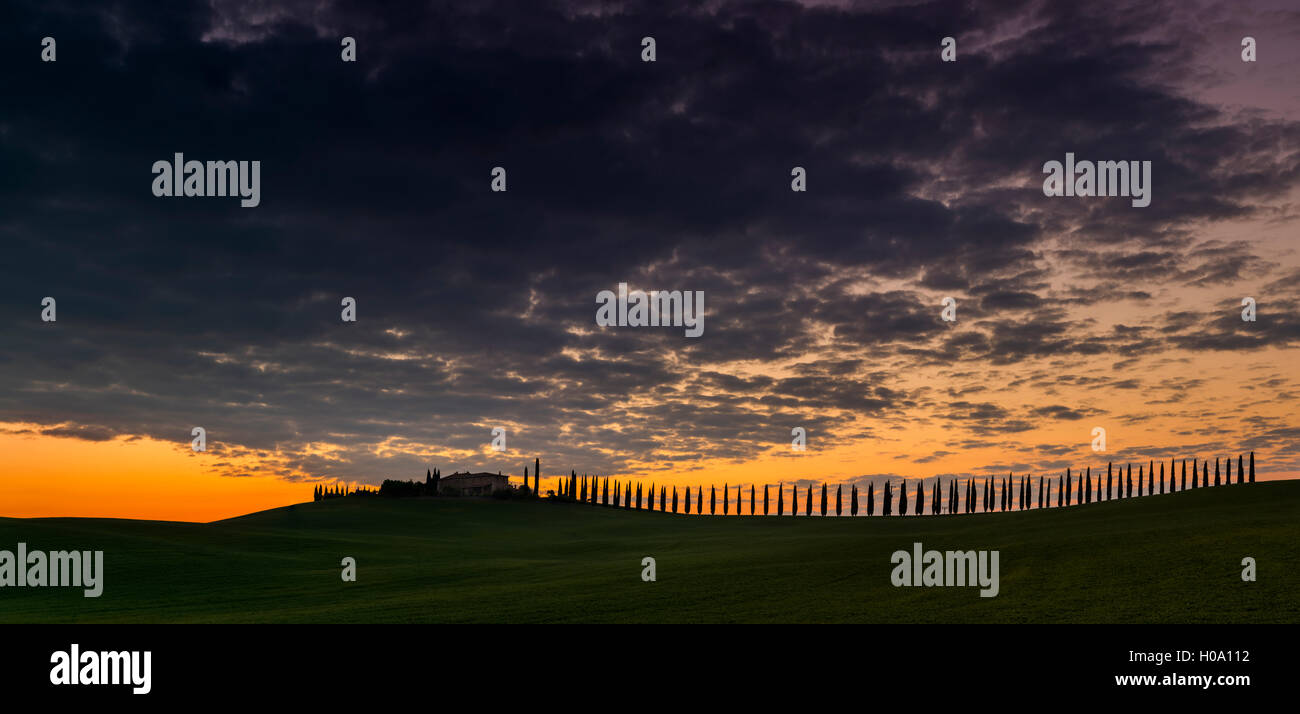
[[1, 480, 1297, 623]]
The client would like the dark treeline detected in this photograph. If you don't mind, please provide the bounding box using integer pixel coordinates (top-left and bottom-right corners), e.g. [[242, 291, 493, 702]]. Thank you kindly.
[[517, 452, 1260, 517], [314, 452, 1259, 516]]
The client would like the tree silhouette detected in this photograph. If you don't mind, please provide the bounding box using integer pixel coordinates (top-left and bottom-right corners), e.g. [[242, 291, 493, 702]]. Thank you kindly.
[[672, 487, 679, 513], [684, 486, 691, 514], [710, 485, 716, 515], [764, 484, 770, 515], [1249, 451, 1255, 483], [850, 484, 859, 516], [697, 486, 703, 513], [836, 484, 843, 516], [1214, 457, 1221, 487], [806, 485, 813, 516], [777, 484, 784, 516], [884, 481, 893, 517], [898, 480, 907, 516], [751, 484, 756, 515], [1237, 454, 1244, 485], [821, 483, 828, 516], [867, 482, 874, 516], [792, 485, 799, 516], [722, 483, 728, 515]]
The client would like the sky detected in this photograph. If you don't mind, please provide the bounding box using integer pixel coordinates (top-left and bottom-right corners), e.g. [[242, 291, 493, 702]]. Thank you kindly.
[[1, 0, 1298, 521]]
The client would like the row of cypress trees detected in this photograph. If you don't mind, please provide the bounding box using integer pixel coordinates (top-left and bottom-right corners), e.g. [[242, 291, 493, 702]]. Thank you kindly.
[[547, 453, 1257, 516]]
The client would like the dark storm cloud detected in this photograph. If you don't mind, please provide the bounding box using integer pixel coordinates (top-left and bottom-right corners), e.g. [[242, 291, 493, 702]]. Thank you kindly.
[[2, 0, 1298, 481]]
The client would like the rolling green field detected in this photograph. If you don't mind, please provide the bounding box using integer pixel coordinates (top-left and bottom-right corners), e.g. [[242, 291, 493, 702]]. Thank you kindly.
[[1, 480, 1297, 623]]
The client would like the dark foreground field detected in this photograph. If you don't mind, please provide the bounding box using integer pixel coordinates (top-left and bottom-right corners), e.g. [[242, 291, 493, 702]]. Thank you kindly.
[[1, 480, 1296, 623]]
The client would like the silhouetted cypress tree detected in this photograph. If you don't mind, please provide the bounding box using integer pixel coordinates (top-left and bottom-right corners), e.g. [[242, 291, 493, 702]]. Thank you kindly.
[[898, 481, 907, 516], [932, 480, 940, 515], [967, 479, 974, 513], [884, 481, 893, 517], [806, 485, 813, 516], [1191, 458, 1198, 488], [764, 484, 770, 515], [650, 482, 656, 510], [1065, 468, 1073, 506], [672, 487, 678, 513], [1083, 468, 1090, 504], [1202, 460, 1208, 488], [1249, 451, 1255, 483], [750, 484, 755, 515], [697, 486, 702, 514], [1057, 475, 1063, 507], [792, 485, 799, 516], [1237, 454, 1244, 485], [1125, 464, 1132, 498], [1159, 462, 1165, 494], [1214, 457, 1221, 487], [916, 481, 924, 516], [777, 484, 784, 515], [710, 486, 716, 515], [837, 485, 843, 516], [626, 482, 633, 508], [851, 485, 859, 516], [867, 482, 874, 516], [684, 486, 691, 514], [1180, 459, 1186, 491], [723, 484, 729, 515], [822, 483, 828, 516], [1226, 457, 1233, 485], [661, 486, 666, 510]]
